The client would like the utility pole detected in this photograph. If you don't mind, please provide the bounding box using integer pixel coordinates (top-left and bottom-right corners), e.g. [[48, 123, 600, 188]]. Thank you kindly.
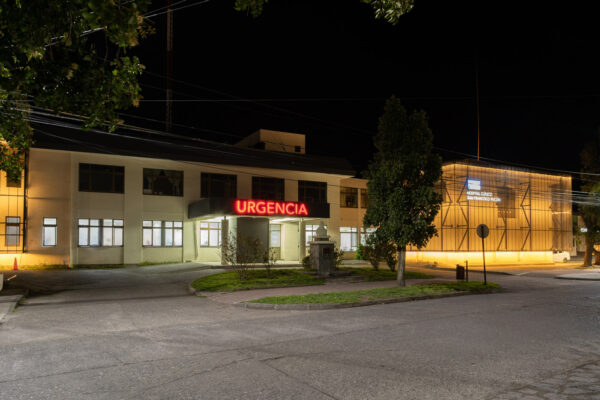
[[475, 61, 480, 160], [165, 0, 173, 132]]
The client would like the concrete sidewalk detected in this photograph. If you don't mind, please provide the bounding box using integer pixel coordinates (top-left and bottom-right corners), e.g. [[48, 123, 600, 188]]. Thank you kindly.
[[197, 277, 454, 305]]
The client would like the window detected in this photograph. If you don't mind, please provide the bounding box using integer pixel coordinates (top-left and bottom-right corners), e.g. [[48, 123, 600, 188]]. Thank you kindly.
[[5, 217, 20, 246], [199, 222, 221, 247], [252, 177, 284, 200], [102, 219, 123, 246], [305, 224, 326, 245], [78, 219, 99, 246], [270, 224, 281, 247], [79, 163, 124, 193], [298, 181, 327, 203], [42, 218, 57, 247], [143, 169, 183, 196], [201, 173, 237, 198], [360, 189, 368, 208], [78, 219, 122, 247], [340, 227, 358, 251], [143, 221, 183, 247], [360, 227, 377, 245], [340, 187, 358, 208]]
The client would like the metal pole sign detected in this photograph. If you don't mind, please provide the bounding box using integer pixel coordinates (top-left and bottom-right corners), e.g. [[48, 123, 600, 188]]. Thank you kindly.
[[476, 224, 489, 285]]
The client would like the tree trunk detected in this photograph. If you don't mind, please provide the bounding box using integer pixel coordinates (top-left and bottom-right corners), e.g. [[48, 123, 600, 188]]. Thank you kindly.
[[396, 247, 406, 287], [594, 250, 600, 265], [584, 236, 594, 267]]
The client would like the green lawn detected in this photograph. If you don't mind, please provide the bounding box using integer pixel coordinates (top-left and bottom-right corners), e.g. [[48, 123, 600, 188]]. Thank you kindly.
[[250, 281, 500, 304], [191, 269, 325, 292], [341, 267, 435, 281]]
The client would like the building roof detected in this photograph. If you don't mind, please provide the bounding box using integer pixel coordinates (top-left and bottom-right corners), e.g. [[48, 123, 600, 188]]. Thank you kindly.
[[444, 159, 572, 178], [31, 122, 356, 176]]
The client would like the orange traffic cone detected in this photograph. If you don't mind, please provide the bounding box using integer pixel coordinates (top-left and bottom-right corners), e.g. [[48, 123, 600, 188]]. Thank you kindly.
[[13, 257, 18, 271]]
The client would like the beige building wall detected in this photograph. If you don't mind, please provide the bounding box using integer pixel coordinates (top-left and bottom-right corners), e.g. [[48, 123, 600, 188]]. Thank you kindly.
[[7, 148, 350, 266]]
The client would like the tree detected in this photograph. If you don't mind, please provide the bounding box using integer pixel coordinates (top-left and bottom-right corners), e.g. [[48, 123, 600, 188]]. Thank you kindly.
[[222, 233, 263, 280], [580, 132, 600, 266], [363, 96, 442, 286], [0, 0, 151, 181], [234, 0, 415, 25]]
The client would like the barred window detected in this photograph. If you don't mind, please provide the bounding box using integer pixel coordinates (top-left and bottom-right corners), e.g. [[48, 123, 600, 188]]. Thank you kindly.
[[5, 216, 20, 246]]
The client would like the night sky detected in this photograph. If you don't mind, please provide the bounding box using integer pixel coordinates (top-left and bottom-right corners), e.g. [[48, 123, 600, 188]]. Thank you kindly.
[[127, 0, 600, 187]]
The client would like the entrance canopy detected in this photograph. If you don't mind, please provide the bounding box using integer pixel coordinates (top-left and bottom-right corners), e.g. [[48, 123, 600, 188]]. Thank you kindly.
[[188, 197, 330, 219]]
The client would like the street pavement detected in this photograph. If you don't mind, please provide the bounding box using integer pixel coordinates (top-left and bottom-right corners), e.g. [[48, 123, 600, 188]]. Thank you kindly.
[[0, 264, 599, 399]]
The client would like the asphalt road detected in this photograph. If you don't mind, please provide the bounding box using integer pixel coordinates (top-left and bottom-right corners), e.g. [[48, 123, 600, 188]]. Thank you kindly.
[[0, 265, 599, 399]]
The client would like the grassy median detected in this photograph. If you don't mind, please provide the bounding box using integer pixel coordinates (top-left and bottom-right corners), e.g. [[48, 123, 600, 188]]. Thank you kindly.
[[191, 269, 324, 292], [341, 267, 434, 281], [249, 281, 500, 304]]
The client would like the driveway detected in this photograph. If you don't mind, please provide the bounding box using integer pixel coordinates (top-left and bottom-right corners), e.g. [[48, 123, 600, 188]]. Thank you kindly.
[[0, 265, 599, 399]]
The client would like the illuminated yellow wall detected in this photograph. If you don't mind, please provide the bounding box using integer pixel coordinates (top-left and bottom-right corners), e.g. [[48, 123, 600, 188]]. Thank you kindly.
[[408, 162, 572, 264]]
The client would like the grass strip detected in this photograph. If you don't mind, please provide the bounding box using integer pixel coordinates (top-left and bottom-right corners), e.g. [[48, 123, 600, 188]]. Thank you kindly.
[[340, 267, 434, 281], [250, 281, 499, 304], [191, 269, 324, 292]]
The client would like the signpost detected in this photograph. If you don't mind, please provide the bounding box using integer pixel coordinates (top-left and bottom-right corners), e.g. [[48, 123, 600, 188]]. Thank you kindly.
[[476, 224, 489, 285]]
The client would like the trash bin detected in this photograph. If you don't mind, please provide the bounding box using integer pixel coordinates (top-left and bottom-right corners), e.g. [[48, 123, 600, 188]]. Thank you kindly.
[[456, 264, 465, 280]]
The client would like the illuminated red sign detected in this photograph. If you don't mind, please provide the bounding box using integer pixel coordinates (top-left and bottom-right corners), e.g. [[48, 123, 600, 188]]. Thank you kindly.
[[234, 199, 309, 216]]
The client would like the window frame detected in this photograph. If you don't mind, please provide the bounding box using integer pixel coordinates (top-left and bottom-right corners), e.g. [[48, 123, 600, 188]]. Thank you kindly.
[[5, 216, 20, 246], [143, 168, 184, 197], [305, 224, 327, 246], [269, 224, 281, 247], [360, 188, 368, 209], [200, 172, 237, 198], [298, 180, 327, 204], [142, 220, 183, 247], [340, 187, 359, 208], [252, 177, 285, 201], [78, 218, 123, 247], [340, 226, 359, 251], [199, 221, 221, 248], [42, 217, 57, 247], [78, 163, 125, 194]]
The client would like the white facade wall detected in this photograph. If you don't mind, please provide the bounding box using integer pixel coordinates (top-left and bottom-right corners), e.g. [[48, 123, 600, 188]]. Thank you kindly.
[[6, 148, 353, 267]]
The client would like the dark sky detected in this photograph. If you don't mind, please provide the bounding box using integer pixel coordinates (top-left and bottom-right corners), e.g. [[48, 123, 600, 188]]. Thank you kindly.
[[127, 0, 600, 184]]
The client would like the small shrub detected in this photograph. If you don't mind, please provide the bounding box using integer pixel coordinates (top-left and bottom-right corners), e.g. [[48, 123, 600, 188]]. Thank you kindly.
[[302, 255, 312, 270], [261, 248, 278, 278], [334, 247, 344, 266], [222, 234, 264, 281], [362, 245, 380, 271], [354, 244, 365, 260]]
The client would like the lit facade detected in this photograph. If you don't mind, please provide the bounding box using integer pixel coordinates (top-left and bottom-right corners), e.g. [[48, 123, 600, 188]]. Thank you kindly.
[[408, 161, 573, 265], [0, 128, 573, 267]]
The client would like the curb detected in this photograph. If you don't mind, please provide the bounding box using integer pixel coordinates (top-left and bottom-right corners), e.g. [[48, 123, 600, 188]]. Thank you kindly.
[[234, 290, 498, 311], [555, 276, 600, 281], [0, 293, 25, 324], [424, 265, 514, 276]]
